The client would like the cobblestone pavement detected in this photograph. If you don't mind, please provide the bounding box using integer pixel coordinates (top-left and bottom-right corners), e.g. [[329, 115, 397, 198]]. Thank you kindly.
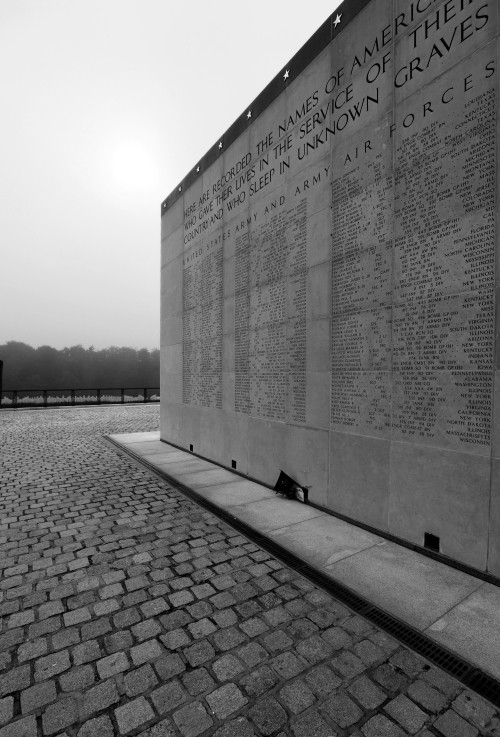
[[0, 405, 499, 737]]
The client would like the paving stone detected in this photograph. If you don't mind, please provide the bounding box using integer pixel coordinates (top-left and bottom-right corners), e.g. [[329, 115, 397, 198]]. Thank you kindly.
[[239, 616, 269, 638], [213, 627, 247, 652], [141, 717, 176, 737], [285, 599, 312, 617], [173, 701, 213, 737], [132, 618, 162, 642], [161, 611, 191, 631], [321, 626, 352, 650], [384, 693, 428, 734], [390, 650, 425, 678], [99, 583, 124, 599], [230, 584, 257, 603], [330, 650, 365, 679], [154, 653, 185, 680], [207, 684, 248, 720], [73, 640, 102, 666], [96, 651, 129, 679], [192, 584, 216, 599], [125, 576, 150, 593], [213, 654, 244, 682], [212, 716, 255, 737], [240, 665, 279, 698], [21, 680, 57, 714], [59, 665, 95, 692], [263, 630, 293, 653], [77, 715, 114, 737], [161, 629, 191, 650], [434, 709, 479, 737], [0, 698, 14, 726], [187, 618, 216, 639], [0, 715, 37, 737], [213, 609, 238, 628], [296, 634, 331, 664], [184, 640, 215, 667], [369, 631, 399, 655], [131, 638, 164, 666], [185, 601, 212, 620], [42, 697, 79, 735], [270, 651, 304, 678], [181, 668, 215, 696], [67, 592, 96, 611], [28, 618, 60, 640], [361, 714, 407, 736], [306, 608, 335, 628], [279, 680, 316, 714], [348, 675, 387, 709], [151, 680, 188, 719], [17, 638, 47, 663], [302, 665, 340, 696], [452, 691, 496, 728], [406, 680, 448, 713], [293, 710, 335, 737], [124, 664, 158, 697], [81, 679, 120, 719], [63, 607, 91, 627], [141, 598, 169, 618], [81, 618, 111, 640], [288, 618, 319, 639], [374, 664, 408, 693], [322, 690, 364, 728], [105, 630, 134, 654], [113, 608, 140, 629], [169, 591, 194, 608], [170, 577, 194, 592], [8, 611, 34, 628], [237, 643, 268, 667], [0, 630, 25, 652], [235, 601, 262, 619], [248, 697, 288, 736], [115, 696, 155, 734], [211, 592, 237, 610], [34, 650, 70, 682], [52, 628, 80, 651], [354, 639, 386, 666], [93, 599, 119, 617], [261, 607, 290, 627]]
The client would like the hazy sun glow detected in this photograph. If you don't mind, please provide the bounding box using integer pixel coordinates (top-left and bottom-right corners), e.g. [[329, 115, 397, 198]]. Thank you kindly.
[[109, 139, 158, 197]]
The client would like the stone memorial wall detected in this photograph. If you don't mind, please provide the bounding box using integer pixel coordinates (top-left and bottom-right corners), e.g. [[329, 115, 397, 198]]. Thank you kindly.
[[161, 0, 499, 576]]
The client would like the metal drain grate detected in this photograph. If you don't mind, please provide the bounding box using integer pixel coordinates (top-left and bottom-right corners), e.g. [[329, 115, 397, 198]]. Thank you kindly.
[[463, 670, 500, 707], [363, 608, 474, 679], [107, 438, 500, 710]]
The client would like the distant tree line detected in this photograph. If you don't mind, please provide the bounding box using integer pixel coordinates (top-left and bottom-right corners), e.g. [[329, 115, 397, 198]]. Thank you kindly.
[[0, 342, 160, 389]]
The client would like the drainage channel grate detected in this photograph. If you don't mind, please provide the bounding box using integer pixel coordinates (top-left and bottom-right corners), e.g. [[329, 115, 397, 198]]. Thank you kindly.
[[363, 608, 473, 680], [108, 439, 500, 710], [463, 670, 500, 707]]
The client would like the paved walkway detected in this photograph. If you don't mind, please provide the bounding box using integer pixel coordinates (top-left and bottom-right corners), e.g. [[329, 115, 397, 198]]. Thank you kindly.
[[112, 433, 500, 683], [0, 406, 498, 737]]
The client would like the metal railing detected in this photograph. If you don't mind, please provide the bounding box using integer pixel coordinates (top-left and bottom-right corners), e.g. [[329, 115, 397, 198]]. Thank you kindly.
[[0, 388, 160, 409]]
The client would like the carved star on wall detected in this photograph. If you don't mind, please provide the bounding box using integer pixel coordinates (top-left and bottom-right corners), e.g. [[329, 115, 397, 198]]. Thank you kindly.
[[219, 141, 223, 149], [283, 69, 290, 80], [247, 110, 252, 119], [333, 13, 342, 27]]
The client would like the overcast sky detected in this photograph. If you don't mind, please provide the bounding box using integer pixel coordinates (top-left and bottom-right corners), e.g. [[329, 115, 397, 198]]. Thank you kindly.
[[0, 0, 341, 350]]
